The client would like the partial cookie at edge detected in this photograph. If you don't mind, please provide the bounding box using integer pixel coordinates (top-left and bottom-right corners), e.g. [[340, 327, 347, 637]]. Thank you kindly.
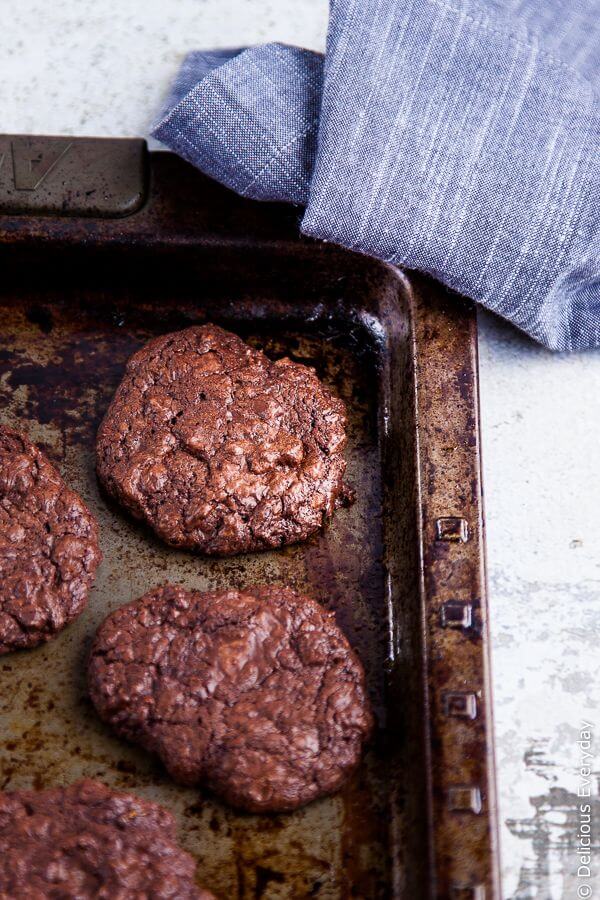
[[0, 779, 214, 899], [0, 425, 102, 654]]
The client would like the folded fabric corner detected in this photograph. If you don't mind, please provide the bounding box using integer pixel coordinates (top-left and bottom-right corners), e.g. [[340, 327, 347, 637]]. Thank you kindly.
[[152, 43, 323, 205]]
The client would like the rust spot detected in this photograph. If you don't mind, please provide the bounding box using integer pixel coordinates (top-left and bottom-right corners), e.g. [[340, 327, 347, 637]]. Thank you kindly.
[[185, 801, 205, 817], [254, 865, 285, 898], [26, 304, 54, 334]]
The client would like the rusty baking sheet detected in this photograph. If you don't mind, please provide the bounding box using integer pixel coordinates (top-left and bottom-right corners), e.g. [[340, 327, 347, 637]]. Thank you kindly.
[[0, 138, 500, 899]]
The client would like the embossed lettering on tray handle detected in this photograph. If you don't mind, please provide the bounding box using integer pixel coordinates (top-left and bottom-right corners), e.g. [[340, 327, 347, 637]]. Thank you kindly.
[[0, 134, 147, 218]]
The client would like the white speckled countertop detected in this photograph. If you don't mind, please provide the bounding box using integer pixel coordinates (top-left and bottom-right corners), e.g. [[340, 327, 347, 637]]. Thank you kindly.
[[2, 2, 599, 896]]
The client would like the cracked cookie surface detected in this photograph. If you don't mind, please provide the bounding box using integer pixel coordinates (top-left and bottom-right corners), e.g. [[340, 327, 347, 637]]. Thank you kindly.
[[0, 426, 101, 654], [95, 324, 353, 556], [88, 584, 373, 813], [0, 779, 214, 899]]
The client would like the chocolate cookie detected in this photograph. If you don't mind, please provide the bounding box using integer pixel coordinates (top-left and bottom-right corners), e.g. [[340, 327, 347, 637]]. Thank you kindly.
[[88, 584, 373, 813], [0, 426, 101, 654], [96, 324, 353, 555], [0, 779, 213, 899]]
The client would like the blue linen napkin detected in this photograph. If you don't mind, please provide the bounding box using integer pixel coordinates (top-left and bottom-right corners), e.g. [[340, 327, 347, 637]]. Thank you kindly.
[[153, 0, 599, 351]]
